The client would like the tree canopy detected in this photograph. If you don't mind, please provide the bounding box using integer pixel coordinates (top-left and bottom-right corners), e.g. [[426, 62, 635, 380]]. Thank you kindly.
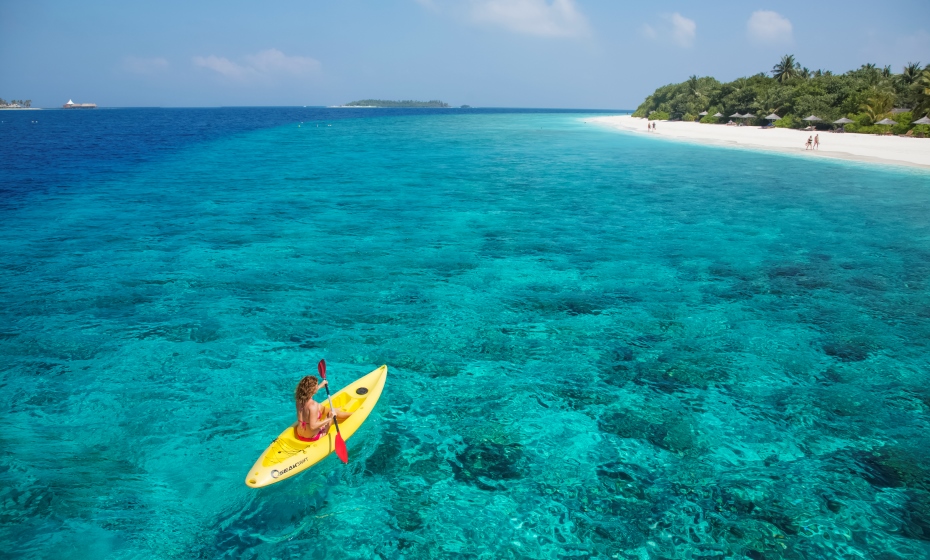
[[632, 57, 930, 134], [0, 98, 32, 107]]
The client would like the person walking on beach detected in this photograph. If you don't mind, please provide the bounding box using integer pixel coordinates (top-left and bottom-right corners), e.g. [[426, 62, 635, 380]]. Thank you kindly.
[[805, 136, 813, 150], [293, 375, 352, 442], [814, 134, 820, 150]]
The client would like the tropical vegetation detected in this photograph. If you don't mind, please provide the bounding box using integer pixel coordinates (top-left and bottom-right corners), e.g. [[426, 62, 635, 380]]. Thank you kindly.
[[345, 99, 450, 108], [0, 98, 32, 108], [632, 56, 930, 135]]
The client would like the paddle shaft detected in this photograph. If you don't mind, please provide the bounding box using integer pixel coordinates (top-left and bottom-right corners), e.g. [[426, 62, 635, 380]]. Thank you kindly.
[[317, 359, 348, 463], [320, 377, 343, 439]]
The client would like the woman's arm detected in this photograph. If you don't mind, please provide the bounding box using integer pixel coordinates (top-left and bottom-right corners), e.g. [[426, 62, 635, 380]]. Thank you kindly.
[[305, 402, 334, 431]]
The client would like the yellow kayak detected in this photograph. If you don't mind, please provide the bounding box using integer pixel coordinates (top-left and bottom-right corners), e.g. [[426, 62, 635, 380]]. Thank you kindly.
[[245, 365, 388, 488]]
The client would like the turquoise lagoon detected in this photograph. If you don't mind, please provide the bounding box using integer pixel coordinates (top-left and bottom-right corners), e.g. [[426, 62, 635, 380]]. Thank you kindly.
[[1, 109, 929, 559]]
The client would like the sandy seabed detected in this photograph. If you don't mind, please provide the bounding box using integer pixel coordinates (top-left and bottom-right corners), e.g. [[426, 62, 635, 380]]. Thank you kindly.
[[591, 115, 930, 170]]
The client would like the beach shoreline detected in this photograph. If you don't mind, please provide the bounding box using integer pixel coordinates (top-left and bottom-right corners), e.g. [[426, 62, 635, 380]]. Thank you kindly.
[[589, 115, 930, 171]]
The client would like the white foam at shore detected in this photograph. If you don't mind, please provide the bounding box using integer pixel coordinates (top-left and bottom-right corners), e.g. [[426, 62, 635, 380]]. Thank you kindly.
[[589, 115, 930, 170]]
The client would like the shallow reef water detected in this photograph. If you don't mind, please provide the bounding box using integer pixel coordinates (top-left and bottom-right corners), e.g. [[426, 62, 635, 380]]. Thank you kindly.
[[1, 108, 929, 559]]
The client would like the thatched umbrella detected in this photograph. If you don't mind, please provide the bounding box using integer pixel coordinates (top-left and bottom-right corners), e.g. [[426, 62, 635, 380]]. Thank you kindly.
[[833, 117, 854, 132], [699, 111, 708, 116], [765, 113, 781, 120], [729, 112, 742, 118], [912, 116, 930, 125], [875, 117, 897, 135], [802, 115, 822, 131], [713, 112, 724, 118]]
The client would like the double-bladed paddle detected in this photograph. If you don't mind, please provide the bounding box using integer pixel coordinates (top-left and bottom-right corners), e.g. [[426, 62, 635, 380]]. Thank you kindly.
[[317, 359, 348, 463]]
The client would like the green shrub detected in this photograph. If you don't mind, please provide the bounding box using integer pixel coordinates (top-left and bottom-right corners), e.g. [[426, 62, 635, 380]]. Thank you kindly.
[[852, 113, 872, 126], [699, 115, 718, 124], [774, 115, 799, 129], [647, 111, 670, 121], [843, 112, 911, 134], [844, 123, 885, 134], [891, 111, 914, 135], [682, 113, 697, 122]]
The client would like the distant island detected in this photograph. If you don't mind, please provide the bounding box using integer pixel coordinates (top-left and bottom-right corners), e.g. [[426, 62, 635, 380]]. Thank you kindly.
[[0, 98, 33, 109], [632, 56, 930, 135], [343, 99, 450, 108]]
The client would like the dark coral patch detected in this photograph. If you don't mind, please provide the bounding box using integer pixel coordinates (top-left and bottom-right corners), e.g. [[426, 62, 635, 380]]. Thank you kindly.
[[452, 441, 524, 490], [822, 341, 871, 362], [597, 410, 694, 453]]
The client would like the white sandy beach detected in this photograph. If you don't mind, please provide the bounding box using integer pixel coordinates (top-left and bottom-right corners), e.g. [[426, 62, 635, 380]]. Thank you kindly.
[[590, 115, 930, 170]]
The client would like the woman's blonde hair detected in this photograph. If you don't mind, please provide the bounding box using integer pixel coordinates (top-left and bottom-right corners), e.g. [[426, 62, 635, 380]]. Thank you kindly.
[[295, 375, 319, 406]]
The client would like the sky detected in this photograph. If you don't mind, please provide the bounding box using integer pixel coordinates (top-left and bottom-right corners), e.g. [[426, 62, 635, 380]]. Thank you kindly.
[[1, 0, 928, 108]]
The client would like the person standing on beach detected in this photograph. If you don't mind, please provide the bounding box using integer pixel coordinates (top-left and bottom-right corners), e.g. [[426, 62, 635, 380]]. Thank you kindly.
[[805, 136, 813, 150], [814, 134, 820, 150]]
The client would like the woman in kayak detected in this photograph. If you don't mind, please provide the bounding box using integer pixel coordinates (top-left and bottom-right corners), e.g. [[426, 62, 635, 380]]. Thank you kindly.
[[294, 375, 352, 442]]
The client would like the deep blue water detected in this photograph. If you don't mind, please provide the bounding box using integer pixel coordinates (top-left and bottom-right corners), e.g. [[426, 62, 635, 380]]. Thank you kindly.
[[1, 108, 929, 559]]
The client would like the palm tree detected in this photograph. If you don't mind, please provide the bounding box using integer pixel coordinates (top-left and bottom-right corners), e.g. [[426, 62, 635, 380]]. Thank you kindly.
[[913, 69, 930, 117], [772, 55, 799, 83], [687, 75, 704, 100], [860, 89, 895, 123], [900, 62, 923, 86]]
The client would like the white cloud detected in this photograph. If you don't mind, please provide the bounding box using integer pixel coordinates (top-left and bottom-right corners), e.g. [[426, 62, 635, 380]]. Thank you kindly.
[[122, 56, 169, 75], [192, 49, 321, 81], [641, 24, 657, 40], [747, 10, 793, 46], [244, 49, 321, 75], [193, 55, 245, 79], [468, 0, 589, 38], [642, 13, 696, 48], [668, 13, 696, 48]]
